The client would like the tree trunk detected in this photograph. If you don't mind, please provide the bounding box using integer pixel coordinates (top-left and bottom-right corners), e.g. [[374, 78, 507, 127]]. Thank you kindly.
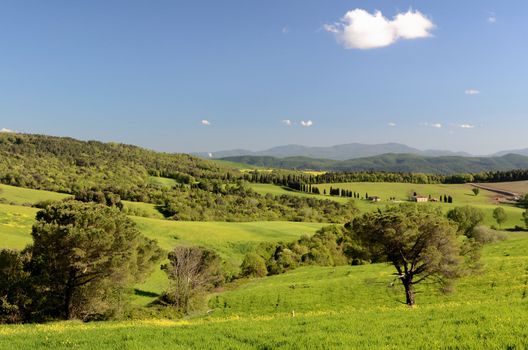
[[403, 280, 415, 306], [64, 270, 76, 319]]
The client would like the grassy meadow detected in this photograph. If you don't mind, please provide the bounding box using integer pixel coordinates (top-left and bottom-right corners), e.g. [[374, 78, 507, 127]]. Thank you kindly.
[[1, 232, 527, 349], [0, 183, 327, 306], [2, 181, 528, 349], [0, 184, 70, 205], [251, 182, 526, 228]]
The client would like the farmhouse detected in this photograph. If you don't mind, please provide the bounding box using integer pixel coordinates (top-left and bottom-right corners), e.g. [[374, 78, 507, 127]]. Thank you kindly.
[[411, 195, 429, 203], [368, 196, 381, 202]]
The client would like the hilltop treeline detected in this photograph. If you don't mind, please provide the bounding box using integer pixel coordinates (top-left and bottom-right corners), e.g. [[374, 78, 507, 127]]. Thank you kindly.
[[243, 169, 528, 186]]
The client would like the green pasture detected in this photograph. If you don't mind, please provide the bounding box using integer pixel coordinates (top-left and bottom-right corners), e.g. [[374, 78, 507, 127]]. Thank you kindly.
[[0, 184, 70, 205], [2, 232, 528, 349], [251, 182, 526, 229], [147, 176, 179, 188], [131, 218, 325, 305], [0, 201, 326, 306], [132, 217, 325, 261], [0, 203, 38, 249], [250, 183, 349, 202], [122, 200, 164, 219], [211, 160, 261, 171]]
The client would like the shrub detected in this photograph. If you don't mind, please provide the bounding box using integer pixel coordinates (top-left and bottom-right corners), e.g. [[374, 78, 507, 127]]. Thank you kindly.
[[240, 252, 267, 278], [471, 226, 507, 244]]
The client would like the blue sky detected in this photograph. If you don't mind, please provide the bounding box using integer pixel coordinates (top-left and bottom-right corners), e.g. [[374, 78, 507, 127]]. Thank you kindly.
[[0, 0, 527, 154]]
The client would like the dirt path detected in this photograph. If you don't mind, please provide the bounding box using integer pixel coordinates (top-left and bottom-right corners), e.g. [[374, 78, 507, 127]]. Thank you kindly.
[[470, 183, 519, 198]]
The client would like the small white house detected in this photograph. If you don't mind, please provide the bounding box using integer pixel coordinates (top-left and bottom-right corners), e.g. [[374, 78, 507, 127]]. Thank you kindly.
[[411, 196, 429, 203]]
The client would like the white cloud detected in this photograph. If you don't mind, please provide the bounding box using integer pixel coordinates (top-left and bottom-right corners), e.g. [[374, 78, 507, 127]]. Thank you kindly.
[[419, 122, 442, 128], [324, 9, 434, 50], [300, 120, 313, 127], [458, 124, 475, 129], [281, 119, 292, 126], [200, 120, 211, 126], [465, 89, 480, 95], [387, 122, 397, 127], [0, 128, 15, 133], [488, 12, 496, 23]]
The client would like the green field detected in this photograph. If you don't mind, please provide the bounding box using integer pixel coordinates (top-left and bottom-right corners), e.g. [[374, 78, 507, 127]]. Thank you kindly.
[[0, 192, 326, 307], [251, 182, 526, 228], [0, 184, 70, 205], [212, 160, 261, 171], [131, 218, 325, 305], [0, 203, 38, 249], [148, 176, 179, 188], [2, 232, 527, 349], [2, 181, 528, 348]]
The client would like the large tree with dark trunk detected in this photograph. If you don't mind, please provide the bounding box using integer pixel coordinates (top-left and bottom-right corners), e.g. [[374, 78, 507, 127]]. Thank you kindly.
[[351, 205, 475, 306], [28, 201, 163, 320]]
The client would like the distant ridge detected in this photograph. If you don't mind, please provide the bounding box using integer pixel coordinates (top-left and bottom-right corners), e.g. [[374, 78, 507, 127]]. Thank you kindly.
[[193, 142, 474, 161], [493, 148, 528, 157], [220, 153, 528, 175]]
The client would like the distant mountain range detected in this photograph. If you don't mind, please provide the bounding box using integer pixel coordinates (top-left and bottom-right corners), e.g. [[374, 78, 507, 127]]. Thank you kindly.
[[193, 142, 528, 161], [219, 153, 528, 175]]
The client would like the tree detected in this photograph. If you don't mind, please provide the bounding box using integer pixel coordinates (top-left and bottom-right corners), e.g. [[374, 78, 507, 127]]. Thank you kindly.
[[28, 201, 163, 320], [523, 209, 528, 229], [472, 188, 480, 196], [447, 206, 485, 237], [162, 246, 224, 312], [0, 249, 31, 323], [519, 194, 528, 208], [492, 207, 508, 228], [240, 252, 267, 277], [351, 205, 473, 306]]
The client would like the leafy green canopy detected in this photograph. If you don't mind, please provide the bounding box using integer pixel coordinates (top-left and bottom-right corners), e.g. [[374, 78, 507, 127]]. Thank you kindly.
[[350, 205, 477, 305], [28, 201, 164, 320]]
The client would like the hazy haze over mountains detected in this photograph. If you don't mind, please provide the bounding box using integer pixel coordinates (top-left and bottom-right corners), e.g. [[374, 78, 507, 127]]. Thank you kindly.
[[192, 142, 518, 161]]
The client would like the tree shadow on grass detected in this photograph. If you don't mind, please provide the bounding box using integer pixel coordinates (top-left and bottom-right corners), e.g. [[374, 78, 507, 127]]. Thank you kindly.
[[134, 289, 160, 298]]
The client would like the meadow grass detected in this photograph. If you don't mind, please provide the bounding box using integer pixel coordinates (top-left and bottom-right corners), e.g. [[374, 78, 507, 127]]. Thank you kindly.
[[2, 233, 527, 349], [0, 184, 70, 205], [2, 182, 528, 349], [0, 201, 326, 306], [251, 182, 526, 228], [211, 160, 261, 170], [122, 200, 165, 219], [0, 203, 38, 249], [147, 176, 179, 188]]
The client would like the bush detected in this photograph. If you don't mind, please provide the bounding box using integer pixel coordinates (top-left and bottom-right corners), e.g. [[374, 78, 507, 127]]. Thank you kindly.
[[447, 206, 485, 237], [471, 226, 508, 244], [240, 252, 267, 278]]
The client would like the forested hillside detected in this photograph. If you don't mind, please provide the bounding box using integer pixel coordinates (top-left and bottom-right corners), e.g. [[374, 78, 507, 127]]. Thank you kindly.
[[0, 133, 355, 222], [0, 133, 236, 193]]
